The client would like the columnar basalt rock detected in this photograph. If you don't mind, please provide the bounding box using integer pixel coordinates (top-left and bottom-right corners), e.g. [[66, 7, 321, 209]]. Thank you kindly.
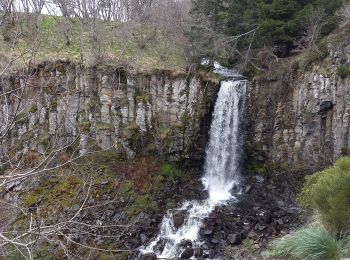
[[0, 62, 219, 162], [247, 41, 350, 171]]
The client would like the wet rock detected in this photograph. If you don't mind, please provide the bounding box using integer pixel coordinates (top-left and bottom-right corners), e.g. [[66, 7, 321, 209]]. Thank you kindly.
[[180, 248, 194, 259], [211, 238, 219, 244], [245, 185, 252, 193], [266, 184, 276, 190], [227, 234, 240, 245], [256, 224, 267, 231], [179, 239, 192, 248], [140, 233, 147, 243], [286, 207, 302, 214], [194, 248, 204, 258], [255, 176, 264, 184], [141, 252, 157, 260], [208, 249, 215, 258], [173, 212, 185, 228], [276, 219, 284, 225], [202, 229, 213, 236]]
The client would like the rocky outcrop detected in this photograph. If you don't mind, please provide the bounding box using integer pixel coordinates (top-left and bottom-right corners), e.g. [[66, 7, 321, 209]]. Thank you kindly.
[[0, 61, 219, 162], [247, 32, 350, 171]]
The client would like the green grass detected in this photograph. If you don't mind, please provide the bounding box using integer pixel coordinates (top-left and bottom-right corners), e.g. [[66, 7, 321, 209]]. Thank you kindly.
[[0, 14, 187, 71], [266, 225, 350, 260]]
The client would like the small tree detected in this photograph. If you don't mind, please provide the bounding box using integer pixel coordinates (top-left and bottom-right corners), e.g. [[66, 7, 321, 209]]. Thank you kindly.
[[298, 157, 350, 233]]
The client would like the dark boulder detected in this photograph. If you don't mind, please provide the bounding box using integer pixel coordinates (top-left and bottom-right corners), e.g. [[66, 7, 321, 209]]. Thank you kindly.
[[141, 252, 157, 260], [173, 212, 185, 229], [194, 248, 204, 258], [180, 248, 194, 259]]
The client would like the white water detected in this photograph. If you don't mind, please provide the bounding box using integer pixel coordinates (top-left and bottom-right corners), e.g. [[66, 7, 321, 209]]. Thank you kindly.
[[142, 66, 247, 259]]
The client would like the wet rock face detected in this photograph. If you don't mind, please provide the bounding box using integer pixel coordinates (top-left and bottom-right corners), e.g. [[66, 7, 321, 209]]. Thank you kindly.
[[247, 42, 350, 170], [0, 61, 219, 162]]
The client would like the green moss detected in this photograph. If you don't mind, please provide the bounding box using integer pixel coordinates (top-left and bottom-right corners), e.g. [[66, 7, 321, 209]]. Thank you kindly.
[[126, 193, 155, 217], [21, 131, 35, 143], [50, 100, 58, 110], [15, 113, 28, 125], [136, 95, 146, 103], [79, 120, 92, 133], [23, 176, 82, 211], [120, 97, 129, 107], [96, 122, 114, 131], [89, 96, 101, 110], [158, 125, 172, 141], [29, 104, 38, 113], [43, 84, 55, 94], [242, 239, 255, 252], [122, 122, 140, 146], [39, 132, 49, 147], [118, 181, 135, 197], [179, 112, 192, 130], [160, 163, 184, 184], [336, 65, 349, 79], [146, 143, 157, 153], [198, 71, 224, 84]]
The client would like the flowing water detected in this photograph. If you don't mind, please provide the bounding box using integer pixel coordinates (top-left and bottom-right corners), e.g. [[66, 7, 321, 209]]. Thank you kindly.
[[142, 65, 247, 259]]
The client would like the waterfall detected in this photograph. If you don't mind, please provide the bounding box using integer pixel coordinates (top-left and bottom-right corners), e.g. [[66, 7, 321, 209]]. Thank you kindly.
[[141, 65, 247, 259]]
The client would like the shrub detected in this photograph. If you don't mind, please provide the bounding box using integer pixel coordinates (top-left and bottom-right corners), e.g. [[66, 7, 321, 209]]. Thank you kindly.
[[337, 65, 350, 79], [160, 164, 184, 184], [298, 157, 350, 232], [266, 225, 349, 260]]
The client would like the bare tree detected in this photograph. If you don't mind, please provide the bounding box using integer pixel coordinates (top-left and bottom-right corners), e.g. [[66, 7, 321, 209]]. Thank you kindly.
[[297, 8, 326, 54]]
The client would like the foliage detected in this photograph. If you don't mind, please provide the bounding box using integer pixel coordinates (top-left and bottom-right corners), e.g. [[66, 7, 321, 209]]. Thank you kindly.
[[160, 164, 184, 184], [0, 14, 187, 72], [337, 65, 350, 79], [266, 225, 349, 260], [189, 0, 344, 62], [298, 157, 350, 232], [125, 194, 155, 217]]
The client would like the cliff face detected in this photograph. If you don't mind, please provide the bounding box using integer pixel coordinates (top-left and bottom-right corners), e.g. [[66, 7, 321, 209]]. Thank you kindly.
[[247, 29, 350, 171], [0, 62, 219, 162]]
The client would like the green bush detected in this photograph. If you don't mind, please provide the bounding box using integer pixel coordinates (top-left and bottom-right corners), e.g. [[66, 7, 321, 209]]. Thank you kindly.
[[266, 225, 349, 260], [298, 157, 350, 232], [160, 164, 184, 183], [337, 65, 350, 79]]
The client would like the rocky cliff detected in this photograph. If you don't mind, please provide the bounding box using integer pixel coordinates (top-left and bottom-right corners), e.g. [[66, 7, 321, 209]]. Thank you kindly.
[[0, 61, 219, 162], [247, 24, 350, 171]]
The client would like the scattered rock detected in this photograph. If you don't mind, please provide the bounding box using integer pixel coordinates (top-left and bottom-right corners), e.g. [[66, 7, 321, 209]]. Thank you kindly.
[[173, 212, 185, 228], [211, 238, 219, 244], [255, 175, 265, 184], [266, 184, 276, 190], [256, 224, 267, 231], [194, 248, 203, 258], [245, 185, 252, 193], [180, 248, 194, 259], [140, 233, 147, 243], [276, 219, 284, 225], [227, 234, 239, 245], [141, 252, 157, 260], [286, 207, 302, 214], [179, 239, 192, 248], [203, 229, 213, 236]]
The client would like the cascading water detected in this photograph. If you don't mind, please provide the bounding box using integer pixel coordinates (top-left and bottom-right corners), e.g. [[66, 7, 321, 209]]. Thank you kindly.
[[141, 64, 246, 259]]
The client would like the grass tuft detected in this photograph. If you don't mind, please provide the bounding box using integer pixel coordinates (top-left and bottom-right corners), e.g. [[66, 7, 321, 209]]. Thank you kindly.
[[266, 225, 349, 260]]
